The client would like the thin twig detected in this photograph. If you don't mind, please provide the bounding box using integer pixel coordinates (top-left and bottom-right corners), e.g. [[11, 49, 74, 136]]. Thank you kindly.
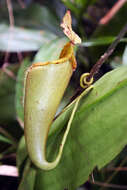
[[7, 0, 24, 64], [3, 0, 22, 77], [4, 52, 10, 64], [0, 153, 16, 161], [3, 0, 14, 72], [0, 126, 17, 145], [17, 52, 23, 64], [91, 172, 95, 183], [2, 63, 16, 80], [6, 0, 14, 27], [17, 0, 26, 9], [106, 167, 127, 171], [87, 22, 127, 81], [99, 156, 127, 190], [99, 0, 127, 25], [90, 179, 127, 189]]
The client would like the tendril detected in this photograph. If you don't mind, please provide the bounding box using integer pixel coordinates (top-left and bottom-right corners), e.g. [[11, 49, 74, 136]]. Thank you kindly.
[[80, 73, 94, 89]]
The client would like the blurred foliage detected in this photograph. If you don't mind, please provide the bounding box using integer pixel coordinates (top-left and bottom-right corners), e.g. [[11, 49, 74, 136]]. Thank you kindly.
[[0, 24, 56, 52], [0, 1, 60, 34], [0, 0, 127, 190], [61, 0, 99, 18], [0, 64, 18, 124]]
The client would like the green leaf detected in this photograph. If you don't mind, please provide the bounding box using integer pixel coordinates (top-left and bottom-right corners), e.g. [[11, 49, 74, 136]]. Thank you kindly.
[[0, 135, 13, 144], [62, 0, 98, 17], [0, 64, 19, 124], [15, 58, 31, 126], [18, 65, 127, 190], [0, 3, 60, 35], [0, 24, 56, 52], [18, 158, 36, 190], [17, 137, 36, 190], [34, 66, 127, 190], [16, 136, 28, 171], [81, 37, 127, 47], [14, 3, 60, 34]]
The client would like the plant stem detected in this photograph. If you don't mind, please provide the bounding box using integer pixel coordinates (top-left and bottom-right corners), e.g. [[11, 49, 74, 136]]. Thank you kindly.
[[6, 0, 14, 27], [87, 22, 127, 82], [99, 0, 127, 25]]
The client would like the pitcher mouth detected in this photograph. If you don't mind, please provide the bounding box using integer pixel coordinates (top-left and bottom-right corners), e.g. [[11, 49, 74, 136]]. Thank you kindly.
[[31, 42, 77, 70]]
